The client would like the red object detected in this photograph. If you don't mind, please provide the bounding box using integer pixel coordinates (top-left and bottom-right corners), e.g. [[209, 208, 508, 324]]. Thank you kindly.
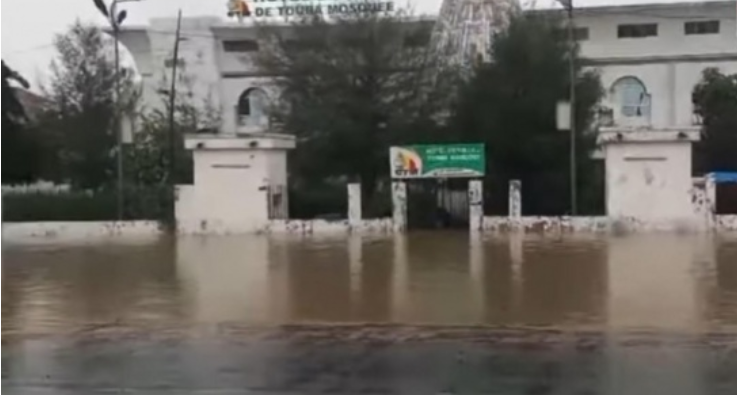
[[240, 1, 251, 16]]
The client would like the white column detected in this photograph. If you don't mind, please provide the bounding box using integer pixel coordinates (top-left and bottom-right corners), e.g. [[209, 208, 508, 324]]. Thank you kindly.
[[347, 183, 362, 228], [468, 179, 484, 233], [391, 181, 407, 232], [509, 179, 522, 219], [706, 175, 717, 213]]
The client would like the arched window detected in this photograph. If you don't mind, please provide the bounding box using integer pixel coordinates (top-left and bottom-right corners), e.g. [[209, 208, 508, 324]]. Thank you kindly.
[[237, 88, 269, 126], [611, 77, 651, 119]]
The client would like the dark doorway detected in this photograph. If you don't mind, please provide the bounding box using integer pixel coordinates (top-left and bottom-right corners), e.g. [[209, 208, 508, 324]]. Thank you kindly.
[[406, 179, 469, 230], [716, 183, 737, 214]]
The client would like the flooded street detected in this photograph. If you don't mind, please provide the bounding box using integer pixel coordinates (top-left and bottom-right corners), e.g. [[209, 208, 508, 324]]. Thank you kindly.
[[4, 232, 737, 393]]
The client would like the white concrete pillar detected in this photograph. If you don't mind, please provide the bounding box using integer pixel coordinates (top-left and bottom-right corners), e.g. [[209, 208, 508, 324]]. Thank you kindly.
[[469, 180, 484, 232], [391, 181, 407, 232], [509, 179, 522, 219], [347, 183, 362, 227]]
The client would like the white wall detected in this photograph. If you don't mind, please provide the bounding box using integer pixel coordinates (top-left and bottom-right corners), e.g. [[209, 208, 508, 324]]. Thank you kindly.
[[179, 149, 270, 232], [576, 2, 737, 60], [605, 141, 694, 220], [120, 3, 737, 134], [121, 17, 224, 123], [596, 60, 737, 129]]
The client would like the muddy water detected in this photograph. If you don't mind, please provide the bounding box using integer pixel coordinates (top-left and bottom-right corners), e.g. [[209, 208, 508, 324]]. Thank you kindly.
[[4, 232, 737, 335], [4, 233, 737, 394]]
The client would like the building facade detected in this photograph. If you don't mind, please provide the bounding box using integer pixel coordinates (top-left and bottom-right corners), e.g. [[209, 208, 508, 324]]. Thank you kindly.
[[118, 0, 737, 135]]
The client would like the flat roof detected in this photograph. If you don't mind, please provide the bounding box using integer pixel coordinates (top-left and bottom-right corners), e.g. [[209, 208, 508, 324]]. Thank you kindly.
[[119, 0, 735, 32]]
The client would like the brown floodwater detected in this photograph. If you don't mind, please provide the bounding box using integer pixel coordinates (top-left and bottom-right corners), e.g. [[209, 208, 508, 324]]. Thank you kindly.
[[3, 232, 737, 336]]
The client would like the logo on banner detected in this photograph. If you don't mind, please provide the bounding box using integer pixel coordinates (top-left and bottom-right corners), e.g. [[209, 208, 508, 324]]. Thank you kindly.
[[391, 147, 422, 177], [227, 0, 252, 22]]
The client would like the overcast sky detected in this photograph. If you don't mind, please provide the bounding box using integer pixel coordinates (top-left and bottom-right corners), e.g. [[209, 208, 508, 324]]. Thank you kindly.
[[0, 0, 718, 90]]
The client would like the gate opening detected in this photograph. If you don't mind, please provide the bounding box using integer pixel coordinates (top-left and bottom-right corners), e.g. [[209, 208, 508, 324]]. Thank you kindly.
[[407, 179, 470, 230], [390, 144, 486, 231]]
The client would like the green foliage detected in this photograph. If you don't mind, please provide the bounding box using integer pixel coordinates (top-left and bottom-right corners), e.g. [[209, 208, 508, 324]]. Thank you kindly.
[[449, 14, 604, 215], [125, 71, 220, 187], [124, 107, 194, 187], [288, 181, 348, 220], [255, 3, 453, 201], [40, 20, 137, 189], [2, 186, 169, 222], [692, 68, 737, 174], [2, 60, 42, 184]]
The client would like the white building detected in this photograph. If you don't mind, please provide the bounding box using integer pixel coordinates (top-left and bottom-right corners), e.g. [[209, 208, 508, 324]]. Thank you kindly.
[[118, 0, 737, 135], [115, 1, 735, 230]]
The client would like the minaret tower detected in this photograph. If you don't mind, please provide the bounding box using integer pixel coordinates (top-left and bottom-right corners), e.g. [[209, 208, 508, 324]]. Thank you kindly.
[[431, 0, 519, 71]]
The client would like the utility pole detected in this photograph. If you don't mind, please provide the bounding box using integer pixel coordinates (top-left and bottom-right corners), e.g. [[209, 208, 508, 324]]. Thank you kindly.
[[167, 9, 183, 227], [557, 0, 577, 215], [567, 4, 577, 216], [113, 17, 124, 220]]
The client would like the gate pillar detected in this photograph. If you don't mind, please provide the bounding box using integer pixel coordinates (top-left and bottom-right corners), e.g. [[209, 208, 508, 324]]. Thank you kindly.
[[469, 179, 484, 232], [391, 181, 407, 232]]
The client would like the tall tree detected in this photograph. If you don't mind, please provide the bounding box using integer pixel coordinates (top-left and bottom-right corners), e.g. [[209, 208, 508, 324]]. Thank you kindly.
[[42, 21, 135, 189], [692, 68, 737, 174], [450, 14, 604, 215], [2, 60, 40, 183], [255, 4, 454, 203]]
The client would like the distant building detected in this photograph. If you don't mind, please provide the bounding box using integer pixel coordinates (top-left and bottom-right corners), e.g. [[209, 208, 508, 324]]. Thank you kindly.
[[118, 0, 737, 134], [13, 88, 52, 123]]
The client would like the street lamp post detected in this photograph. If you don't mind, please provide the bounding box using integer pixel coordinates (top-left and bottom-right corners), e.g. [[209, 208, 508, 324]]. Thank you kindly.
[[93, 0, 140, 220], [557, 0, 578, 215]]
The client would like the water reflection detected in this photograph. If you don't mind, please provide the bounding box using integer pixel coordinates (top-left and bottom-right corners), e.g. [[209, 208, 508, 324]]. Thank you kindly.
[[3, 233, 737, 335]]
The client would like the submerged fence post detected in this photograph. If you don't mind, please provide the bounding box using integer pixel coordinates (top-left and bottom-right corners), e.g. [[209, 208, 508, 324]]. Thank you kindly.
[[469, 180, 484, 233], [706, 175, 717, 214], [348, 183, 362, 228], [509, 180, 522, 219], [705, 175, 717, 230], [391, 181, 407, 232]]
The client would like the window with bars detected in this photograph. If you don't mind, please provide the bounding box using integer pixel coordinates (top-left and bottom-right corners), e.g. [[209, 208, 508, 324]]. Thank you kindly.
[[617, 23, 658, 39], [237, 88, 269, 127], [611, 77, 651, 119], [684, 20, 720, 35], [223, 40, 259, 52]]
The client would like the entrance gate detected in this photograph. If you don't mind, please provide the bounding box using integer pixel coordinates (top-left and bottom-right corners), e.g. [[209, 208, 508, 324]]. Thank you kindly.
[[389, 144, 485, 231], [406, 179, 470, 229]]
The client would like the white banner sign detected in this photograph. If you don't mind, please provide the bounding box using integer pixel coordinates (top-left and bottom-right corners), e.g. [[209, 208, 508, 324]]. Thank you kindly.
[[227, 0, 395, 20]]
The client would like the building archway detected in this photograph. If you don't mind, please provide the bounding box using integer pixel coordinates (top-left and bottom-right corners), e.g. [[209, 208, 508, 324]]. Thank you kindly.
[[237, 87, 269, 127], [610, 76, 651, 123]]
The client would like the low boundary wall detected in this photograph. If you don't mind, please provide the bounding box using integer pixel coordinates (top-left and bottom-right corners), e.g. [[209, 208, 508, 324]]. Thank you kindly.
[[3, 215, 736, 244]]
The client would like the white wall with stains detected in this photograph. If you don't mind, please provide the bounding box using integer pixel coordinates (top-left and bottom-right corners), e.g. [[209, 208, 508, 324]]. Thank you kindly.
[[605, 141, 694, 221], [175, 135, 295, 234]]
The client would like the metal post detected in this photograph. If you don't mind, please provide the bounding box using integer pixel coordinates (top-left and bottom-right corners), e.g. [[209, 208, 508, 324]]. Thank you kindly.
[[167, 10, 183, 226], [566, 5, 578, 216], [104, 0, 141, 220], [112, 4, 124, 220]]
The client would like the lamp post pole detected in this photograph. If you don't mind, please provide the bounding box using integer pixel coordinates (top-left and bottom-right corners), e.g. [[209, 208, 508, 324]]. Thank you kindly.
[[167, 10, 183, 228], [106, 0, 140, 220]]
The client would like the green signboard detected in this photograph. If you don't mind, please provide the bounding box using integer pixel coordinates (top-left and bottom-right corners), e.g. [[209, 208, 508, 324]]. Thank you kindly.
[[389, 144, 486, 179]]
